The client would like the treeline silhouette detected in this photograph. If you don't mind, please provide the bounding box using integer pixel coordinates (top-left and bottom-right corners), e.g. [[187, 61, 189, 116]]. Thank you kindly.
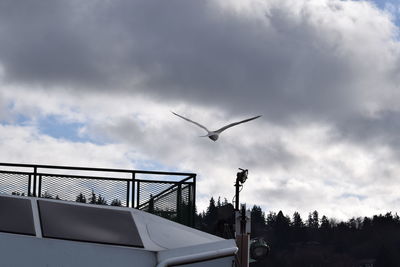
[[75, 191, 122, 206], [12, 190, 123, 206], [196, 196, 400, 267]]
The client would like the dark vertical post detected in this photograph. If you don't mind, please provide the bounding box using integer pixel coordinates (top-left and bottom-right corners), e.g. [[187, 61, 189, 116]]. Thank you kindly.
[[177, 183, 182, 223], [235, 178, 240, 211], [131, 172, 136, 208], [28, 174, 32, 196], [33, 166, 37, 197], [38, 175, 42, 198], [240, 204, 246, 234], [136, 181, 140, 208], [192, 175, 196, 227], [149, 194, 154, 213], [126, 181, 130, 207], [188, 182, 192, 226]]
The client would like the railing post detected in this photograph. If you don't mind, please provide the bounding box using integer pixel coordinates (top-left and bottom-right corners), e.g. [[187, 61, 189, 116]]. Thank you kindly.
[[126, 181, 130, 207], [38, 175, 42, 198], [28, 174, 32, 197], [177, 183, 182, 223], [149, 194, 154, 213], [32, 166, 37, 197], [136, 181, 140, 209], [131, 172, 136, 208], [188, 183, 193, 227], [192, 175, 196, 226]]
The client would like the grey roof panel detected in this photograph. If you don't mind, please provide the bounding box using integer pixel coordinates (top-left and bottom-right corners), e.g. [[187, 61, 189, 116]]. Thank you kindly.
[[38, 200, 143, 248], [0, 196, 35, 236]]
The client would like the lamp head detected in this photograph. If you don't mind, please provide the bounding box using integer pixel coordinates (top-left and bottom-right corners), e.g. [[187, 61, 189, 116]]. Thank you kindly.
[[250, 238, 270, 260], [237, 168, 248, 184]]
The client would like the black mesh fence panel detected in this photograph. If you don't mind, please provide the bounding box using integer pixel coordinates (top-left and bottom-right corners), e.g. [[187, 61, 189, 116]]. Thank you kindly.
[[0, 172, 30, 196], [39, 175, 128, 207], [138, 182, 195, 226], [179, 184, 194, 226], [137, 181, 175, 208]]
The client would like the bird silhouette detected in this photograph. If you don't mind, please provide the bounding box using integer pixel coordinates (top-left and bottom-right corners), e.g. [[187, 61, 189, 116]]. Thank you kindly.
[[172, 112, 261, 141]]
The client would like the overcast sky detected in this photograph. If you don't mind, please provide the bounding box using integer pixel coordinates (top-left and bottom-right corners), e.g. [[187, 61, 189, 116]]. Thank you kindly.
[[1, 0, 400, 220]]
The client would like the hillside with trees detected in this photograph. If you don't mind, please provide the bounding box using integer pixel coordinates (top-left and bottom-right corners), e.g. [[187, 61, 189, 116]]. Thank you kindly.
[[196, 197, 400, 267]]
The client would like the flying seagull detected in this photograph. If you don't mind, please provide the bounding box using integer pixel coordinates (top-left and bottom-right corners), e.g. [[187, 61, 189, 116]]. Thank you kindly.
[[172, 112, 261, 141]]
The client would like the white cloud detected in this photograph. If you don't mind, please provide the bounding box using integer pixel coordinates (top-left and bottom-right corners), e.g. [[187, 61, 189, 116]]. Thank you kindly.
[[0, 123, 139, 168]]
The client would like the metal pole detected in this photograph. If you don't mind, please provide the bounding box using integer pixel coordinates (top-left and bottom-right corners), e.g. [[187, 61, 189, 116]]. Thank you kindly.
[[235, 178, 240, 211], [38, 175, 42, 198], [177, 183, 182, 223], [192, 175, 196, 226], [131, 172, 136, 208], [33, 166, 37, 197], [28, 174, 32, 196], [126, 181, 130, 207], [236, 205, 250, 267], [136, 181, 140, 208]]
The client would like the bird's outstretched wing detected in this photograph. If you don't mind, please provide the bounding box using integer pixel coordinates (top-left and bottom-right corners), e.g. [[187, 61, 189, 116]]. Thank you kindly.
[[215, 115, 261, 133], [172, 112, 210, 133]]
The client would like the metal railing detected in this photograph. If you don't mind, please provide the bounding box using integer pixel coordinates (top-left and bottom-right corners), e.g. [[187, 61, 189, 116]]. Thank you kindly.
[[0, 162, 196, 227]]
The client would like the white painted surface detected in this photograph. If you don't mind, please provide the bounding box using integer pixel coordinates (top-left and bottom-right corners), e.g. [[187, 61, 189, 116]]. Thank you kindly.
[[0, 195, 237, 267], [0, 232, 156, 267]]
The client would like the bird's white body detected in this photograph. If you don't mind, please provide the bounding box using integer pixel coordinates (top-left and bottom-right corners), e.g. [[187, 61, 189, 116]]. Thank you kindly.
[[172, 112, 261, 141]]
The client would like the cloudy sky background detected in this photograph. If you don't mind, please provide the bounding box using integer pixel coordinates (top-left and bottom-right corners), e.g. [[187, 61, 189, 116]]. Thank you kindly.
[[1, 0, 400, 220]]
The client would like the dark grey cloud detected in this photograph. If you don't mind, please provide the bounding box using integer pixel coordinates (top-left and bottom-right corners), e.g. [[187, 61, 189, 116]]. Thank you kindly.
[[0, 1, 105, 86], [331, 110, 400, 153], [1, 0, 394, 121], [1, 0, 400, 156]]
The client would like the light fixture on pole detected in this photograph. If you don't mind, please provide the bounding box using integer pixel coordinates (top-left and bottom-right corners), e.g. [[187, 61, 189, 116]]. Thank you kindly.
[[235, 168, 248, 211]]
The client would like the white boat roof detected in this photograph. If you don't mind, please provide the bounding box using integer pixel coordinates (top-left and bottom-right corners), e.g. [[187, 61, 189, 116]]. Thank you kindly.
[[0, 193, 231, 251]]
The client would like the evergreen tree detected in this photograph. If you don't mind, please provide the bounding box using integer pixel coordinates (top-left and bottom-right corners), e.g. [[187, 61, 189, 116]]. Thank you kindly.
[[292, 211, 306, 242], [275, 211, 291, 248], [110, 199, 122, 206], [320, 215, 330, 230], [206, 197, 217, 216], [76, 193, 87, 203], [88, 190, 97, 204], [217, 196, 221, 207], [266, 211, 277, 228], [275, 211, 290, 230], [312, 210, 319, 228], [204, 197, 217, 233], [42, 191, 53, 199], [251, 205, 266, 237], [307, 210, 319, 229], [319, 215, 332, 244], [292, 212, 304, 228], [96, 194, 107, 205], [362, 216, 372, 230]]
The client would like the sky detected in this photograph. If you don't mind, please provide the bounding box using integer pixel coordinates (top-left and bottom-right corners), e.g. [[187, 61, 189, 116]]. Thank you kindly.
[[1, 0, 400, 221]]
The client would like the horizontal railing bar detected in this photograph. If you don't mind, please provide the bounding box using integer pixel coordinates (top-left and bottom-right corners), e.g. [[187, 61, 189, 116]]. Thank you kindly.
[[0, 162, 196, 177], [0, 172, 194, 184], [135, 179, 193, 184], [0, 170, 32, 176], [177, 176, 196, 183], [38, 173, 131, 182]]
